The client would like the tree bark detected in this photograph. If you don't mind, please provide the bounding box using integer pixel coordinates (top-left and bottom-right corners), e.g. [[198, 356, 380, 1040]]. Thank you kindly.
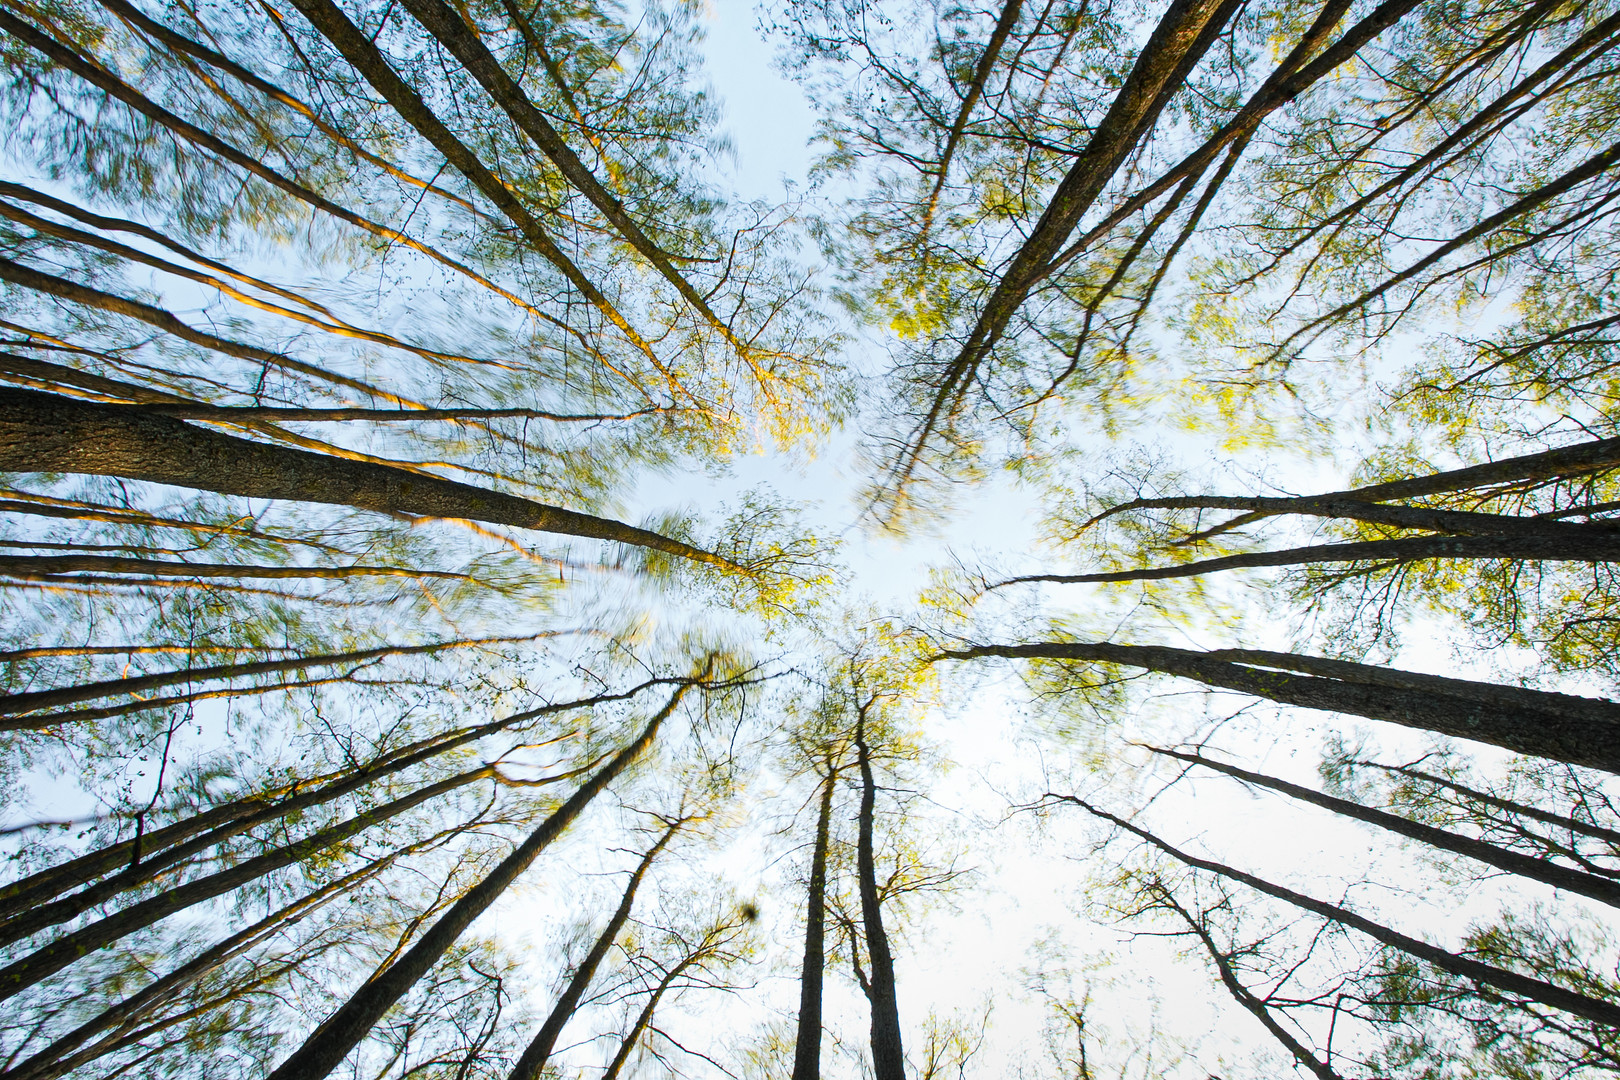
[[791, 759, 840, 1080], [1056, 794, 1620, 1028], [1351, 759, 1620, 847], [0, 388, 733, 567], [855, 713, 904, 1080], [265, 678, 701, 1080], [941, 641, 1620, 773], [1150, 746, 1620, 908], [506, 816, 686, 1080]]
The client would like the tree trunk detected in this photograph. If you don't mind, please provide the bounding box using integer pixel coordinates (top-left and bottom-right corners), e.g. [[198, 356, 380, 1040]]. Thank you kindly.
[[265, 678, 701, 1080], [942, 642, 1620, 773], [791, 759, 839, 1080], [3, 844, 415, 1080], [0, 764, 501, 1001], [1009, 530, 1620, 586], [506, 816, 686, 1080], [0, 679, 660, 928], [1150, 746, 1620, 908], [1057, 794, 1620, 1027], [0, 388, 733, 567], [597, 954, 699, 1080], [855, 713, 904, 1080]]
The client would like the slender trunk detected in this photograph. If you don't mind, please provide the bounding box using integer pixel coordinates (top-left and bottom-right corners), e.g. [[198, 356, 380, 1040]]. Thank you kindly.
[[1087, 493, 1606, 541], [0, 388, 734, 568], [791, 761, 839, 1080], [0, 553, 468, 585], [1150, 746, 1620, 908], [0, 634, 530, 718], [1352, 759, 1620, 847], [506, 817, 685, 1080], [597, 955, 698, 1080], [855, 715, 904, 1080], [0, 765, 501, 1001], [266, 678, 700, 1080], [0, 5, 549, 321], [0, 679, 662, 934], [919, 0, 1025, 227], [394, 0, 744, 349], [280, 0, 665, 369], [0, 634, 518, 718], [1005, 530, 1620, 587], [890, 0, 1242, 489], [2, 843, 417, 1080], [1057, 795, 1620, 1027], [942, 642, 1620, 773]]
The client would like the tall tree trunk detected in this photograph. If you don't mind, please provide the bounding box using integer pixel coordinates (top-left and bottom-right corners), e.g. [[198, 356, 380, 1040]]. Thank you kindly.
[[265, 677, 702, 1080], [1056, 794, 1620, 1027], [506, 816, 686, 1080], [1149, 746, 1620, 908], [855, 713, 904, 1080], [942, 642, 1620, 773], [0, 679, 662, 926], [1005, 530, 1620, 586], [1350, 758, 1620, 847], [0, 764, 503, 1001], [791, 759, 840, 1080], [0, 388, 734, 567], [3, 842, 422, 1080]]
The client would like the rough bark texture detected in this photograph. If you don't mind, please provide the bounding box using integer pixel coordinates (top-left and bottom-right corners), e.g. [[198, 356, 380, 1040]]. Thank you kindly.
[[1060, 795, 1620, 1028], [0, 388, 732, 566], [506, 818, 683, 1080], [944, 641, 1620, 773], [1152, 746, 1620, 908], [855, 716, 904, 1080], [791, 762, 839, 1080], [266, 681, 697, 1080]]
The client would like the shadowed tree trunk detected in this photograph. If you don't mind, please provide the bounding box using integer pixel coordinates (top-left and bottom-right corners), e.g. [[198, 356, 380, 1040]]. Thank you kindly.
[[1148, 745, 1620, 907], [0, 763, 510, 1001], [0, 679, 667, 926], [791, 757, 840, 1080], [855, 710, 904, 1080]]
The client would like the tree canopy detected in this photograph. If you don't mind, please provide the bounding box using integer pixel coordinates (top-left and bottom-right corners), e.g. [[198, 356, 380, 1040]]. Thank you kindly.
[[3, 0, 1620, 1075]]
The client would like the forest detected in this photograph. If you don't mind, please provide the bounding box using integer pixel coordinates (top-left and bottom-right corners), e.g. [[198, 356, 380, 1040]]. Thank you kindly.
[[0, 0, 1616, 1073]]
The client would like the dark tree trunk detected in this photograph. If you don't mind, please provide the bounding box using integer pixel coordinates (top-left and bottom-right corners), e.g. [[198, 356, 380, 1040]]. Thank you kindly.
[[942, 642, 1620, 773], [855, 714, 904, 1080], [506, 816, 686, 1080], [265, 679, 700, 1080], [1352, 759, 1620, 847], [791, 760, 840, 1080], [597, 954, 699, 1080], [1150, 746, 1620, 908], [0, 389, 732, 567], [1057, 794, 1620, 1027], [1006, 530, 1620, 587]]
